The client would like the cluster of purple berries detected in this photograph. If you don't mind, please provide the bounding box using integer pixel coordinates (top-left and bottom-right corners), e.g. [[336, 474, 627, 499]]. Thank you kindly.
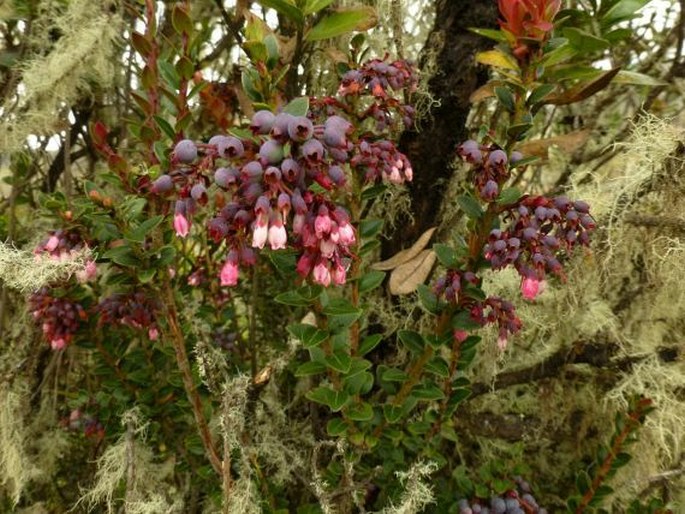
[[350, 139, 413, 184], [432, 271, 522, 349], [152, 109, 363, 288], [338, 58, 417, 130], [97, 291, 160, 340], [29, 287, 87, 350], [484, 195, 595, 284], [457, 140, 523, 201], [457, 479, 547, 514]]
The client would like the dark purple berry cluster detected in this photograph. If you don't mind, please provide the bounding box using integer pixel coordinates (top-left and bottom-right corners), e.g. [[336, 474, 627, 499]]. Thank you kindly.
[[457, 478, 548, 514], [337, 58, 417, 131], [457, 141, 522, 201], [29, 287, 87, 350], [97, 291, 160, 340], [484, 195, 595, 282], [432, 270, 522, 349]]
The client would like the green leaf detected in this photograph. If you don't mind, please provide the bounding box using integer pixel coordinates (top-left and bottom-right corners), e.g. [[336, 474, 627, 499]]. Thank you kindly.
[[527, 83, 556, 105], [540, 42, 577, 67], [306, 7, 376, 41], [304, 0, 334, 15], [306, 386, 350, 412], [433, 243, 459, 268], [494, 85, 515, 112], [456, 195, 483, 219], [383, 404, 403, 424], [451, 311, 481, 331], [127, 215, 164, 243], [359, 334, 382, 355], [563, 27, 611, 54], [326, 417, 348, 436], [345, 401, 373, 421], [425, 357, 450, 378], [576, 470, 591, 494], [295, 361, 327, 376], [322, 298, 362, 327], [360, 218, 383, 239], [153, 116, 175, 140], [397, 330, 424, 354], [282, 96, 309, 116], [157, 245, 176, 267], [361, 184, 387, 201], [601, 0, 650, 25], [358, 271, 385, 293], [412, 382, 445, 401], [381, 367, 409, 382], [175, 56, 194, 81], [275, 290, 309, 306], [256, 0, 304, 26], [171, 3, 193, 35], [417, 284, 441, 314], [497, 187, 522, 205], [326, 350, 352, 373], [102, 245, 140, 267], [342, 359, 373, 395], [287, 323, 329, 348], [507, 122, 532, 140], [468, 27, 509, 43], [158, 60, 180, 90], [137, 268, 156, 284]]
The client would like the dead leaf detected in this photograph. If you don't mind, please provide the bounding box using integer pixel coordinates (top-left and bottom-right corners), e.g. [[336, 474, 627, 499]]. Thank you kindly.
[[389, 250, 437, 295], [545, 68, 620, 105], [371, 227, 437, 271], [516, 129, 591, 160], [470, 83, 496, 103]]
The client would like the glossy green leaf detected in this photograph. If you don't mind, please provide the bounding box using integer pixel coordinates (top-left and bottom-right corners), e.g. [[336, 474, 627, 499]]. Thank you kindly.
[[456, 194, 483, 219], [433, 243, 459, 268], [358, 271, 385, 293], [295, 361, 327, 376], [360, 218, 383, 239], [304, 0, 334, 15], [282, 96, 309, 116], [326, 417, 348, 436], [256, 0, 304, 26], [359, 334, 382, 355], [381, 367, 408, 382], [306, 7, 376, 41], [287, 323, 329, 348], [306, 386, 350, 412], [345, 401, 373, 421], [397, 330, 424, 354], [326, 350, 352, 373], [497, 187, 522, 206]]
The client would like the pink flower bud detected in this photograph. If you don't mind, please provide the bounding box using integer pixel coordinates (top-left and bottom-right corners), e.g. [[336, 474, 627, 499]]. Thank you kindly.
[[338, 222, 356, 245], [521, 276, 544, 300], [332, 263, 347, 285], [51, 337, 67, 350], [315, 207, 332, 238], [313, 261, 331, 286], [296, 252, 314, 277], [268, 216, 288, 250], [45, 235, 60, 252], [453, 330, 468, 343], [252, 221, 268, 249], [148, 327, 159, 341], [174, 213, 190, 238], [220, 254, 240, 286], [76, 260, 97, 283], [320, 238, 337, 258]]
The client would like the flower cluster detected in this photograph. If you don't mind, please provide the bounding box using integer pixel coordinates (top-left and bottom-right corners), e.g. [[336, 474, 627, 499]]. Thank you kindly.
[[471, 297, 522, 350], [457, 140, 522, 201], [34, 229, 97, 282], [97, 291, 160, 340], [351, 139, 413, 184], [484, 195, 596, 297], [433, 269, 480, 303], [29, 287, 87, 350]]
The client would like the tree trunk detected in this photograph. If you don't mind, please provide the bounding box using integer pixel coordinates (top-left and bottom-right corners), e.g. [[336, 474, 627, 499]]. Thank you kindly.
[[384, 0, 498, 256]]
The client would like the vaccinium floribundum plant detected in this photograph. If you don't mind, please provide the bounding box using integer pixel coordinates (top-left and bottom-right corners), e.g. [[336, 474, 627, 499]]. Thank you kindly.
[[16, 0, 662, 512]]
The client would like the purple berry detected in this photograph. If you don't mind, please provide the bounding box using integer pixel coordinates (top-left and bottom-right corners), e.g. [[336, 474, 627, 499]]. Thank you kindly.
[[150, 174, 174, 194], [287, 116, 314, 143], [510, 151, 524, 163], [281, 158, 301, 182], [459, 139, 482, 163], [250, 110, 275, 134], [488, 149, 508, 166], [271, 113, 295, 141], [173, 139, 197, 163], [214, 167, 238, 188], [259, 140, 284, 164], [302, 139, 325, 161], [190, 183, 207, 203]]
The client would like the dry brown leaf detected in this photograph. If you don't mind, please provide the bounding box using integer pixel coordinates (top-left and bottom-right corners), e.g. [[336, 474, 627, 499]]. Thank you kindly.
[[371, 227, 437, 271], [389, 250, 436, 295], [470, 83, 496, 103], [515, 129, 591, 160]]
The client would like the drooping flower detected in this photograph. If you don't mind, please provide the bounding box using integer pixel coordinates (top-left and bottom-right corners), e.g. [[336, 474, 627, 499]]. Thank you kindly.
[[220, 252, 240, 287], [521, 276, 545, 300]]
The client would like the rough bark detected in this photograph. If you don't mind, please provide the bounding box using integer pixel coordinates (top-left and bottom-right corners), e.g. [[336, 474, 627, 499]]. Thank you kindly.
[[385, 0, 498, 256]]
